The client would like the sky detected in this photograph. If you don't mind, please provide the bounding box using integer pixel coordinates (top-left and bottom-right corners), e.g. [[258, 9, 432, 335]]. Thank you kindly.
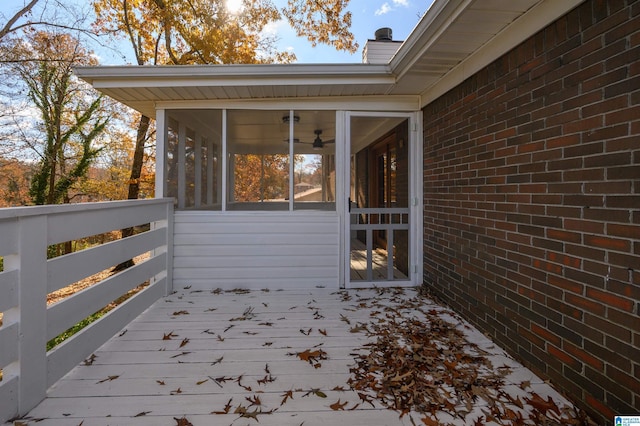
[[263, 0, 433, 64], [0, 0, 434, 64]]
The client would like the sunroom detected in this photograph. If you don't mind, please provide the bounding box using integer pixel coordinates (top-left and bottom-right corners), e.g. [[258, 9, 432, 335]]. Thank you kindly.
[[77, 63, 427, 291], [162, 105, 421, 290]]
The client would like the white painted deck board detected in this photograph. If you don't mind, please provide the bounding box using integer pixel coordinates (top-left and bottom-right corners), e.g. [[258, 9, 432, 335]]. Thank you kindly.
[[10, 288, 580, 426]]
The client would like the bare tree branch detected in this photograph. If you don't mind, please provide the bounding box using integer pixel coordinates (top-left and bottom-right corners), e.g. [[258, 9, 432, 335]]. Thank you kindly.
[[0, 0, 40, 40]]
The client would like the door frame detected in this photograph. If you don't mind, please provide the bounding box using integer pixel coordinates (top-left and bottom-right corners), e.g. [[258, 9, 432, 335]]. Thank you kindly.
[[339, 110, 423, 289]]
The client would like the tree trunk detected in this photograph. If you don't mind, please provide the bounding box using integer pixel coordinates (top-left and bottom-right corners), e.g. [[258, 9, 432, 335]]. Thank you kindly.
[[112, 114, 152, 272]]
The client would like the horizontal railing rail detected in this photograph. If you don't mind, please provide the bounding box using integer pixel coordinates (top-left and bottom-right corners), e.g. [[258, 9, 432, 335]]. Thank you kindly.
[[0, 199, 174, 423]]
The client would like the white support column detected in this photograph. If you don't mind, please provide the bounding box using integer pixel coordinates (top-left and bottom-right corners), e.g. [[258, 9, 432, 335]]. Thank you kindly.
[[155, 109, 166, 199], [221, 109, 228, 211], [337, 111, 348, 288], [194, 132, 202, 208], [410, 111, 423, 283], [177, 122, 186, 209], [15, 215, 47, 414], [163, 201, 174, 295], [207, 138, 214, 206], [289, 109, 294, 211]]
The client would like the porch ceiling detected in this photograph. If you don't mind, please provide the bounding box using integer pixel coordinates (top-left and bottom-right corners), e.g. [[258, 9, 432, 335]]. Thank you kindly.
[[75, 0, 584, 116]]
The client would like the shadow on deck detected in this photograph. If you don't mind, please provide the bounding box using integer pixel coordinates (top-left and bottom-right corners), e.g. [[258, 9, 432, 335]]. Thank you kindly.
[[12, 288, 583, 426]]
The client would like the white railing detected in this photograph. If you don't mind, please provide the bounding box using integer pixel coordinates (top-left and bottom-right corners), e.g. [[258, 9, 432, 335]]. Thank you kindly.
[[0, 199, 174, 423], [350, 207, 410, 281]]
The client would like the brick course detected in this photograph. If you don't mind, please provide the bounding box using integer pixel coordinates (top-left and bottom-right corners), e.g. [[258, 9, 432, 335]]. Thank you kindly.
[[422, 1, 639, 423]]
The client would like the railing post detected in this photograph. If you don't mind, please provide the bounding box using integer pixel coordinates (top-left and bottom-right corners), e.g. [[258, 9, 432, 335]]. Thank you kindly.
[[15, 215, 48, 414], [164, 200, 174, 296]]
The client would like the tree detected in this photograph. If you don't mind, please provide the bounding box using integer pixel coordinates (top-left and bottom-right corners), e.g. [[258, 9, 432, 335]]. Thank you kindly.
[[5, 30, 108, 205], [0, 158, 34, 207]]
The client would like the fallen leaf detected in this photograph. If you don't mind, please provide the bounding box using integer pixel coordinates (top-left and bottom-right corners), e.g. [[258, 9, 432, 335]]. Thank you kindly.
[[157, 380, 165, 385], [525, 393, 561, 416], [84, 354, 97, 365], [330, 399, 348, 410], [281, 390, 294, 405], [96, 375, 119, 384], [172, 310, 189, 316], [174, 416, 193, 426], [163, 331, 177, 340], [212, 398, 234, 414], [319, 329, 327, 336], [246, 394, 262, 406], [196, 379, 208, 385], [170, 387, 182, 395], [134, 411, 151, 417], [179, 338, 189, 348], [170, 351, 191, 359]]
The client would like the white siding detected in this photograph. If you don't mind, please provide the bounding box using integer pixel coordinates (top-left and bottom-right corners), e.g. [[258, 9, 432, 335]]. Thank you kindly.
[[362, 41, 403, 64], [173, 212, 340, 290]]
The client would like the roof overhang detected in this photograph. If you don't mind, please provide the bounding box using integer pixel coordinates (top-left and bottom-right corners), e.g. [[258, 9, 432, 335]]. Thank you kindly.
[[75, 0, 586, 116]]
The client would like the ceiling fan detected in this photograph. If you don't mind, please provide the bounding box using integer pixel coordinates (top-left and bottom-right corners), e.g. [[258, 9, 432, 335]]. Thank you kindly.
[[285, 129, 335, 150]]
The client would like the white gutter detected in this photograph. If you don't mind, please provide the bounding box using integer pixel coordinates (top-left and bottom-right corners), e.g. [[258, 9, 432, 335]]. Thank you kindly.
[[75, 63, 394, 87]]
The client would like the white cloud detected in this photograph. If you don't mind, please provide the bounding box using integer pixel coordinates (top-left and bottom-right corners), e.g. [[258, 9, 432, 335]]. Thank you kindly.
[[262, 19, 287, 37], [375, 2, 392, 15], [375, 0, 409, 16]]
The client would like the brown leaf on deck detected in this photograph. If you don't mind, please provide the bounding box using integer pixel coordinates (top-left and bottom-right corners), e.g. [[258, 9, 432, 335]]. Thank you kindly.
[[179, 338, 189, 348], [246, 394, 262, 407], [329, 399, 348, 410], [280, 390, 294, 405], [133, 411, 151, 417], [173, 416, 193, 426], [290, 348, 328, 368], [212, 398, 233, 414], [96, 375, 119, 384], [525, 393, 561, 416], [172, 310, 189, 316], [163, 331, 177, 340]]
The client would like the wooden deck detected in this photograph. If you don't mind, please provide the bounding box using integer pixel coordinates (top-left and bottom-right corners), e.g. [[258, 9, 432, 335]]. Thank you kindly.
[[350, 239, 408, 281], [12, 288, 580, 426]]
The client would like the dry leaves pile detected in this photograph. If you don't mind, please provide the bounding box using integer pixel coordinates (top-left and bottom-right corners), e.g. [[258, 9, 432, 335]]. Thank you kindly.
[[345, 290, 592, 425], [348, 312, 507, 419]]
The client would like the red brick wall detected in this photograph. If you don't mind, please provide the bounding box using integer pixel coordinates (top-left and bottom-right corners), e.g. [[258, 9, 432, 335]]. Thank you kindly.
[[422, 1, 640, 423]]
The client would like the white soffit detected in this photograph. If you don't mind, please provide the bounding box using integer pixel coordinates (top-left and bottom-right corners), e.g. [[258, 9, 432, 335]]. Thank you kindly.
[[389, 0, 587, 106], [75, 0, 587, 114]]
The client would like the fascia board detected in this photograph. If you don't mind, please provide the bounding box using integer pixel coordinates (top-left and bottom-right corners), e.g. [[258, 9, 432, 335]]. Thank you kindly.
[[74, 63, 393, 87]]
